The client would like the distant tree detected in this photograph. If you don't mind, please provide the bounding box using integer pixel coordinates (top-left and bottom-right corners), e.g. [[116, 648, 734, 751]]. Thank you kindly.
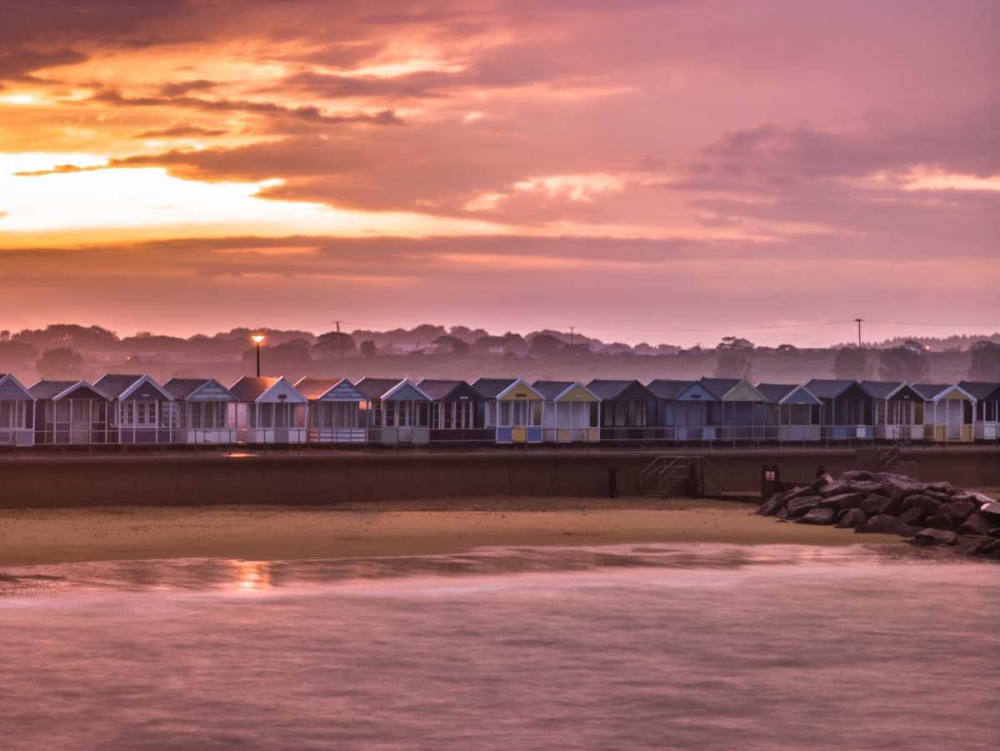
[[245, 339, 311, 372], [360, 340, 378, 358], [832, 347, 867, 380], [776, 343, 798, 354], [432, 335, 470, 356], [474, 335, 506, 354], [0, 340, 39, 371], [878, 346, 929, 381], [969, 340, 1000, 380], [15, 324, 118, 352], [314, 331, 356, 358], [36, 347, 83, 379], [563, 343, 592, 356], [529, 334, 563, 356], [501, 332, 526, 350], [0, 330, 10, 342], [717, 336, 755, 351], [715, 350, 753, 380]]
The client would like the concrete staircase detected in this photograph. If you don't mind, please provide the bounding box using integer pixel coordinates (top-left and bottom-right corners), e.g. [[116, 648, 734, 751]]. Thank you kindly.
[[639, 455, 725, 498]]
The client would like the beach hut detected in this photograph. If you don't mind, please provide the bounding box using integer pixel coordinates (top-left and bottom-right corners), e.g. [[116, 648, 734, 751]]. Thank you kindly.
[[29, 380, 112, 445], [670, 379, 722, 441], [532, 381, 601, 443], [861, 381, 926, 441], [418, 379, 491, 445], [229, 376, 307, 444], [804, 380, 875, 440], [913, 383, 976, 443], [356, 377, 431, 445], [646, 380, 694, 442], [699, 378, 768, 441], [0, 374, 35, 446], [757, 383, 822, 442], [419, 379, 490, 445], [959, 381, 1000, 441], [295, 377, 368, 444], [95, 374, 174, 444], [164, 378, 238, 444], [586, 380, 657, 442], [473, 377, 545, 444]]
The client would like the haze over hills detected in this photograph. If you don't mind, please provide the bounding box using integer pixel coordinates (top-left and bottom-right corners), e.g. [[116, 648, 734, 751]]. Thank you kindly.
[[2, 323, 998, 387]]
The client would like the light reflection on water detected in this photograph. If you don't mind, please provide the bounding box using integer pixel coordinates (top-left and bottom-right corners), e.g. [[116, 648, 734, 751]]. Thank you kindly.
[[0, 544, 997, 751]]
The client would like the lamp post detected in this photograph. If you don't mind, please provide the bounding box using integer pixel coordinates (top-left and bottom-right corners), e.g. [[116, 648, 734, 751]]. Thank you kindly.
[[251, 334, 265, 377]]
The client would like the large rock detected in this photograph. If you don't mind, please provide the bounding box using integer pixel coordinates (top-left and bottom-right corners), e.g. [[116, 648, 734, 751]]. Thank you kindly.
[[842, 470, 879, 482], [898, 507, 926, 526], [798, 507, 837, 525], [901, 494, 942, 515], [836, 508, 869, 529], [757, 495, 785, 516], [810, 473, 835, 491], [786, 495, 823, 518], [814, 479, 850, 497], [923, 514, 953, 531], [955, 536, 991, 556], [958, 514, 993, 537], [856, 515, 916, 536], [973, 539, 1000, 560], [910, 528, 958, 546], [880, 475, 928, 501], [818, 492, 866, 511], [979, 502, 1000, 523], [938, 500, 976, 525], [846, 480, 886, 495], [860, 493, 903, 517], [927, 481, 955, 495]]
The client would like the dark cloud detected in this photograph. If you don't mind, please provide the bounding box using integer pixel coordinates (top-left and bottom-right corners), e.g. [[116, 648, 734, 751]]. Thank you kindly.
[[86, 88, 404, 127], [158, 79, 218, 97], [0, 48, 88, 81], [131, 125, 229, 139]]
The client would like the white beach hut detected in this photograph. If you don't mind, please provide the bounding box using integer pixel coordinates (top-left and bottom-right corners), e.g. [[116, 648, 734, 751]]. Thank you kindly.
[[164, 378, 238, 444], [0, 374, 35, 446], [229, 376, 307, 444], [959, 382, 1000, 441], [29, 380, 113, 445], [95, 374, 174, 444], [295, 377, 368, 444], [532, 380, 601, 443], [914, 383, 976, 443]]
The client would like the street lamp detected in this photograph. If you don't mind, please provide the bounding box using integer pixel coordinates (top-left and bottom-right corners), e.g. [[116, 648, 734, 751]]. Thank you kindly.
[[251, 334, 265, 377]]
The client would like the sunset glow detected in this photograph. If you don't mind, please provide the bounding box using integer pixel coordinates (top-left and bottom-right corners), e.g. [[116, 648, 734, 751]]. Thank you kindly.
[[0, 0, 996, 343]]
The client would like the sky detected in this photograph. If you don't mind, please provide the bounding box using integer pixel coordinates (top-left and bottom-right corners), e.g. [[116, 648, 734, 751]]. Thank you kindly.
[[0, 0, 998, 346]]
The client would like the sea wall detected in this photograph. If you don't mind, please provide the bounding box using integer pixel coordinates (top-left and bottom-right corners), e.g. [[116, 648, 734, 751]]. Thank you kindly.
[[0, 447, 997, 509]]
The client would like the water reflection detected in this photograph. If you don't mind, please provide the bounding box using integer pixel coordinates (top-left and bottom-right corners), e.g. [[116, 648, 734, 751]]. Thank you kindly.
[[233, 560, 272, 592], [0, 543, 982, 599]]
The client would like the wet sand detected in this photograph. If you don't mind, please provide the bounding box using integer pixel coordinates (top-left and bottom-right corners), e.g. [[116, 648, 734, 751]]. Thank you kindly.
[[0, 497, 902, 566]]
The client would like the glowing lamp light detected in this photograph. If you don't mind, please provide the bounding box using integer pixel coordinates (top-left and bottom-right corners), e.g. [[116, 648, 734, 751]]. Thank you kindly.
[[251, 334, 266, 344]]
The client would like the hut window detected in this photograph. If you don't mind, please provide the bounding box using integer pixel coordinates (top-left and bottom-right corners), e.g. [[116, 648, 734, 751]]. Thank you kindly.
[[500, 401, 511, 426]]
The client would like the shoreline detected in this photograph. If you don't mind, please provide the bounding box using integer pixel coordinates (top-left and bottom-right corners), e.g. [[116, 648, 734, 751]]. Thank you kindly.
[[0, 497, 903, 567]]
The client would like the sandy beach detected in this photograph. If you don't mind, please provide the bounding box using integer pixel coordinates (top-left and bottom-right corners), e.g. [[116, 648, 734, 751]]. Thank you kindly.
[[0, 497, 903, 566]]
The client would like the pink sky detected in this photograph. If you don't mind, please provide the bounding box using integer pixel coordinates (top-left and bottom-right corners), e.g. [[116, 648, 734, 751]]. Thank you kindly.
[[0, 0, 997, 345]]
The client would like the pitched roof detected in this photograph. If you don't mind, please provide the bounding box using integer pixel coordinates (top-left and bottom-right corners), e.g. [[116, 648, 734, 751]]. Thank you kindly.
[[860, 381, 904, 399], [912, 383, 952, 400], [294, 377, 345, 400], [914, 383, 975, 401], [697, 378, 741, 400], [229, 376, 281, 402], [756, 383, 796, 403], [471, 377, 518, 399], [958, 381, 1000, 401], [496, 378, 544, 400], [0, 374, 33, 400], [804, 379, 858, 399], [532, 380, 575, 399], [417, 379, 482, 401], [354, 377, 405, 400], [28, 380, 110, 401], [645, 379, 693, 399], [93, 374, 143, 398], [585, 379, 646, 400], [163, 377, 236, 401]]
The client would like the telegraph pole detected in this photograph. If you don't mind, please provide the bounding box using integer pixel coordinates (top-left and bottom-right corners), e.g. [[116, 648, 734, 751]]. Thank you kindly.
[[854, 318, 865, 379], [854, 318, 863, 348]]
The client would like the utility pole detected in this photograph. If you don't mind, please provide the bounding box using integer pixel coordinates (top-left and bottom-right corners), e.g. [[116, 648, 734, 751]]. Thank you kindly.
[[854, 318, 863, 348], [333, 320, 341, 333], [569, 326, 575, 347], [854, 318, 865, 380]]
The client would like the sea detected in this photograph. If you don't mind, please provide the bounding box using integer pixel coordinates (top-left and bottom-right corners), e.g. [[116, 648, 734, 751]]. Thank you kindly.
[[1, 543, 997, 750]]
